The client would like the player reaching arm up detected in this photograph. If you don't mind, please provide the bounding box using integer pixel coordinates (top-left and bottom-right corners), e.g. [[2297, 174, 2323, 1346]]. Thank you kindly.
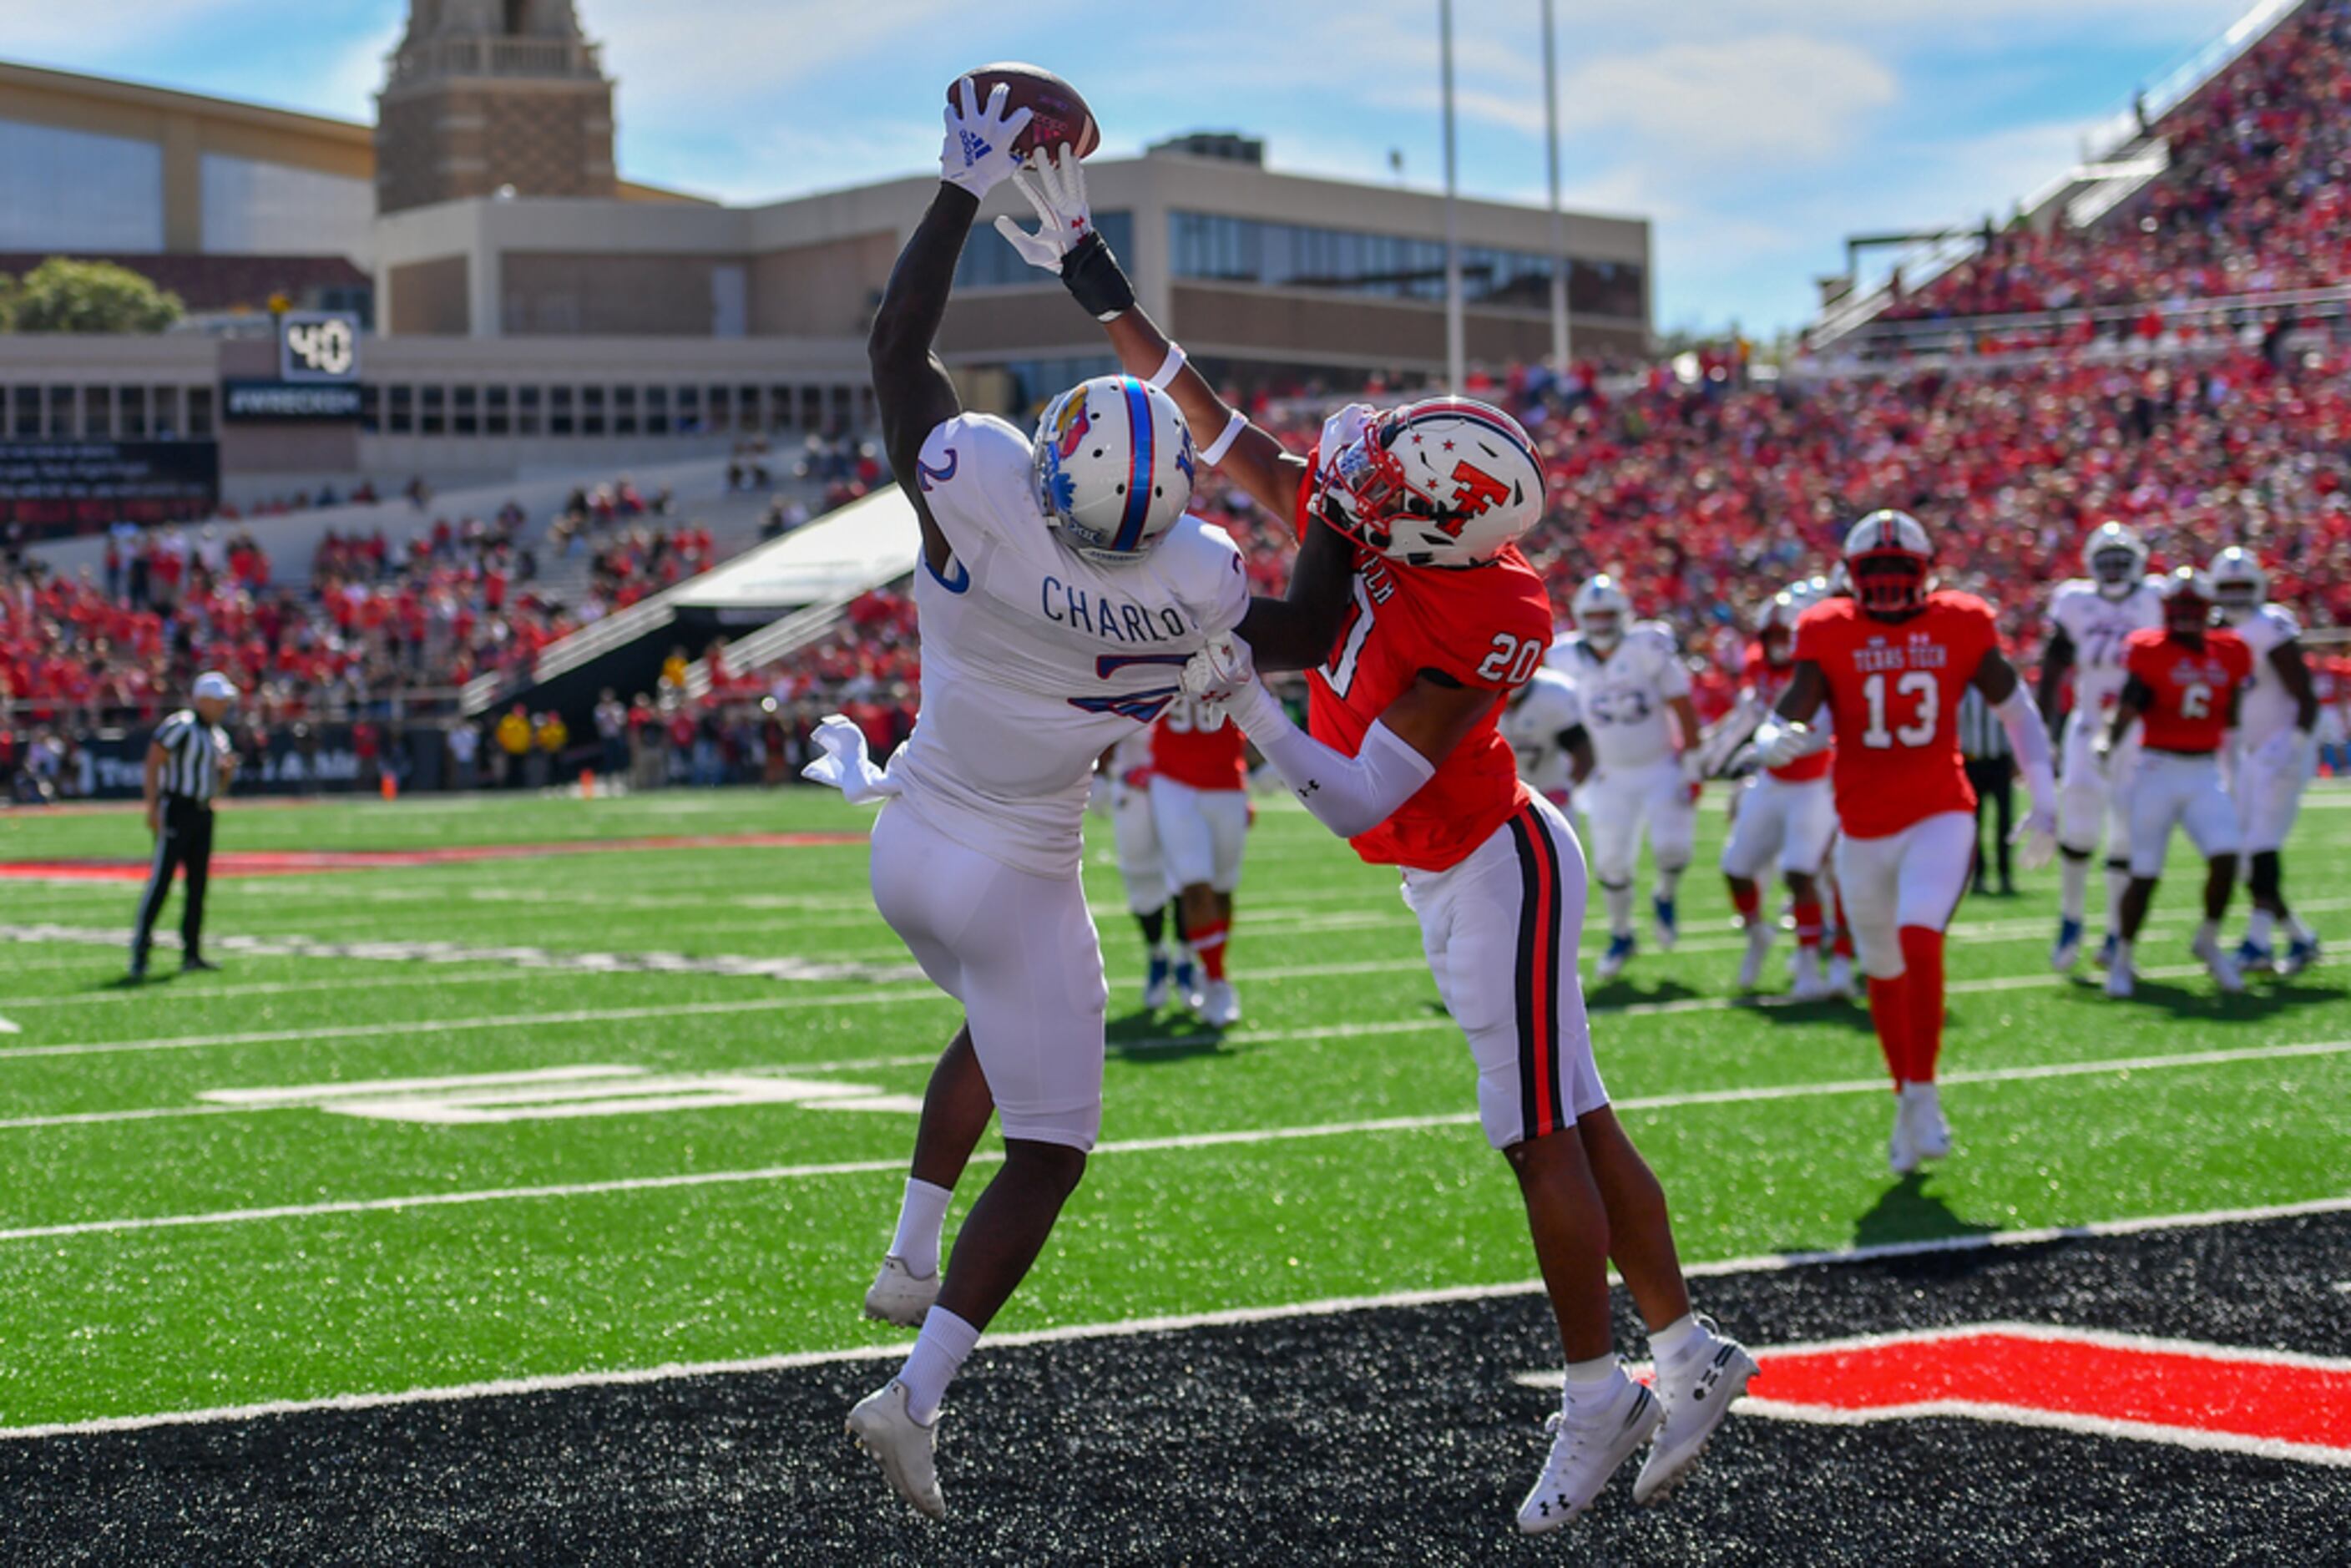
[[1165, 398, 1758, 1535], [833, 80, 1251, 1521], [1755, 511, 2058, 1175]]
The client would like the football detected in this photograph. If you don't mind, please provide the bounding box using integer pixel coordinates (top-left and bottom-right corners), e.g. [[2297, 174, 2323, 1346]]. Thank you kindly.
[[948, 63, 1101, 159]]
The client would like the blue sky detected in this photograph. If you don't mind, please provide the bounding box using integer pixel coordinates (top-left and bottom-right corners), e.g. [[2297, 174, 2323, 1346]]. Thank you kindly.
[[4, 0, 2264, 332]]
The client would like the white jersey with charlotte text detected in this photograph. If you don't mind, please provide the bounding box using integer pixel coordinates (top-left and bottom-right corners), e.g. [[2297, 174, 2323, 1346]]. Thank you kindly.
[[2230, 602, 2302, 746], [1547, 620, 1689, 771], [2048, 577, 2161, 717], [1500, 666, 1583, 801], [889, 412, 1248, 878]]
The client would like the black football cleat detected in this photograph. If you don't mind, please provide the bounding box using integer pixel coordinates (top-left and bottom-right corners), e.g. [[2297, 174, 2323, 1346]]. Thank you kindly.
[[180, 955, 221, 974]]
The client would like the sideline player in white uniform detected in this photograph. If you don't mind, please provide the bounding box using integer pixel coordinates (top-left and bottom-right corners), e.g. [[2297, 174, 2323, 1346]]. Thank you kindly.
[[811, 82, 1274, 1520], [2037, 522, 2162, 973], [1711, 591, 1838, 997], [1094, 731, 1196, 1010], [1499, 665, 1590, 808], [2210, 548, 2324, 974], [1548, 576, 1702, 981]]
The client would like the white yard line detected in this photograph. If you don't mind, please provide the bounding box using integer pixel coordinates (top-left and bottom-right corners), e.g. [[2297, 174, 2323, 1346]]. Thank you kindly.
[[0, 1035, 2336, 1237], [2, 1191, 2342, 1443]]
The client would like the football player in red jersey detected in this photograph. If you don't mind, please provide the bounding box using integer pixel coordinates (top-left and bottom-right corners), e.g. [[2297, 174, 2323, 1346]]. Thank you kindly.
[[2098, 569, 2255, 999], [1711, 588, 1838, 997], [1756, 511, 2060, 1175], [995, 145, 1756, 1534], [1149, 694, 1251, 1024]]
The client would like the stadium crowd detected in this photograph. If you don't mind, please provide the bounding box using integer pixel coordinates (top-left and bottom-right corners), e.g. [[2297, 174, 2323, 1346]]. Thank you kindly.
[[1885, 0, 2351, 325]]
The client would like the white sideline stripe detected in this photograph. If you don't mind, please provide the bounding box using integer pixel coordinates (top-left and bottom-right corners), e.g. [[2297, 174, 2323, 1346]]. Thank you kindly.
[[2, 1194, 2343, 1444], [0, 1036, 2338, 1232]]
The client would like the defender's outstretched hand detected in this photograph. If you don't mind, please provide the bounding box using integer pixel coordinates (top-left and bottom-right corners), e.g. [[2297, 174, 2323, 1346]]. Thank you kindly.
[[1182, 633, 1256, 706], [2010, 801, 2059, 872], [940, 77, 1032, 199], [995, 146, 1093, 271]]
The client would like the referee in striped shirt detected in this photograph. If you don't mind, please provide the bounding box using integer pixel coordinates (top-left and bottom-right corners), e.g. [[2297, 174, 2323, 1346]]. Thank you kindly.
[[1959, 682, 2016, 897], [129, 671, 239, 981]]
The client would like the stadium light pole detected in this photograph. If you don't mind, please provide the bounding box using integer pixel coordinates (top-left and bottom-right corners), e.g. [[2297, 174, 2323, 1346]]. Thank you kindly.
[[1441, 0, 1465, 391], [1543, 0, 1571, 372]]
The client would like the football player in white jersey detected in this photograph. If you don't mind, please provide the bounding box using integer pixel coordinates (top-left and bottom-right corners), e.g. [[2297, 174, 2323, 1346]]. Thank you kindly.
[[815, 80, 1349, 1520], [2037, 522, 2162, 973], [1500, 665, 1591, 808], [1548, 575, 1702, 981], [2210, 548, 2324, 974]]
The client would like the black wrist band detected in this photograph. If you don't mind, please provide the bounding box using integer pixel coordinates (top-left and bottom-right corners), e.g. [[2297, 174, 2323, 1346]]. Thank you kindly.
[[1060, 230, 1135, 321]]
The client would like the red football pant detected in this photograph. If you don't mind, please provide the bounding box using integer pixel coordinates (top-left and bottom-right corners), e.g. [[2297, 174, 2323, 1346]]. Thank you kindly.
[[1192, 918, 1229, 982]]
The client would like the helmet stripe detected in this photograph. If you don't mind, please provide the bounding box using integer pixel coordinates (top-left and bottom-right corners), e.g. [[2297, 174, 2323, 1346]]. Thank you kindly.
[[1404, 400, 1538, 468], [1114, 377, 1152, 553]]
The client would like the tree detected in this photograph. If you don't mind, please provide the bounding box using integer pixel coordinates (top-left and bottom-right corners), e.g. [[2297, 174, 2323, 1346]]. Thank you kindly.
[[0, 258, 183, 334]]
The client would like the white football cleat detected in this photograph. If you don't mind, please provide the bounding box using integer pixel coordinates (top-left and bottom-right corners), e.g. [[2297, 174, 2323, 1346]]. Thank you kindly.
[[1199, 979, 1241, 1029], [1735, 923, 1774, 991], [2192, 929, 2245, 994], [1790, 948, 1833, 1000], [1142, 972, 1170, 1011], [1901, 1081, 1952, 1163], [846, 1378, 944, 1520], [1827, 954, 1858, 999], [1514, 1377, 1661, 1535], [862, 1255, 939, 1328], [2050, 917, 2084, 973], [2105, 959, 2135, 999], [1633, 1325, 1759, 1505], [1595, 932, 1636, 983], [1887, 1092, 1920, 1175]]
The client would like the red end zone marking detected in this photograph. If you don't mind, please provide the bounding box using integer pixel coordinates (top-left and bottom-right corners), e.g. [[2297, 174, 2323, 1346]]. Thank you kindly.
[[0, 833, 864, 882], [1748, 1324, 2351, 1465]]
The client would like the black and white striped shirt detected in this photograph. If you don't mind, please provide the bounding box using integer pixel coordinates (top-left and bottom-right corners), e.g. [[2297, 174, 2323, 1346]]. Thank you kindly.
[[152, 709, 230, 802], [1956, 686, 2012, 761]]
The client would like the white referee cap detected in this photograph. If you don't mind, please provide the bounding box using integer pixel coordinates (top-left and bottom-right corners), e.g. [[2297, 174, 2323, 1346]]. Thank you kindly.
[[192, 671, 239, 702]]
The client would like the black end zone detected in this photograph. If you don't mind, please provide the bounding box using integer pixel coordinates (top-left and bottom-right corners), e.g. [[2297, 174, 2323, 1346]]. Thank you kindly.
[[5, 1212, 2348, 1565]]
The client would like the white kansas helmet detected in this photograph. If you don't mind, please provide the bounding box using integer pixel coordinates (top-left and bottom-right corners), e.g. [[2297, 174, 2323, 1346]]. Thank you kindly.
[[1841, 509, 1933, 618], [1318, 397, 1545, 568], [2084, 521, 2150, 601], [1571, 573, 1634, 650], [1758, 590, 1803, 665], [1783, 576, 1829, 615], [2207, 545, 2268, 623], [1032, 375, 1197, 565]]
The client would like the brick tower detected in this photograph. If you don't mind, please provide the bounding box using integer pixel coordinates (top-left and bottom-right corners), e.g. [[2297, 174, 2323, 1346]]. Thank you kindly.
[[375, 1, 615, 215]]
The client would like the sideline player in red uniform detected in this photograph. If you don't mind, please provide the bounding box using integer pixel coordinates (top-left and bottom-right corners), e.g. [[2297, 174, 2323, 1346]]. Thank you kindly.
[[2099, 569, 2254, 999], [1757, 512, 2059, 1174], [995, 144, 1756, 1533], [1149, 694, 1251, 1024]]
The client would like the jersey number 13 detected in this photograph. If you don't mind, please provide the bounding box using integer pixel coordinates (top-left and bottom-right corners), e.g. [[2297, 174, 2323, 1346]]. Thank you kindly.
[[1860, 670, 1938, 749]]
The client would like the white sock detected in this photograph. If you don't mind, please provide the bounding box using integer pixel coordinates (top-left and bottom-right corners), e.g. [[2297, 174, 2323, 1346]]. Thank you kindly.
[[889, 1176, 953, 1277], [2104, 864, 2131, 935], [2288, 913, 2318, 943], [2247, 909, 2276, 945], [1563, 1353, 1628, 1414], [1646, 1312, 1705, 1364], [2058, 854, 2091, 923], [897, 1306, 980, 1424], [2114, 937, 2134, 969], [2197, 918, 2220, 950], [1655, 865, 1685, 904], [1603, 883, 1636, 937]]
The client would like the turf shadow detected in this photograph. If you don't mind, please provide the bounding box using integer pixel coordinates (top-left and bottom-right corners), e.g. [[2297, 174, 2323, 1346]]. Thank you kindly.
[[1583, 976, 1702, 1008], [1848, 1171, 2001, 1252]]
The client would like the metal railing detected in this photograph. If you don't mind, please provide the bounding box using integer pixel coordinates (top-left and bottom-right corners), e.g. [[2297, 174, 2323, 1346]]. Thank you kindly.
[[682, 591, 877, 703], [1810, 282, 2351, 364], [387, 34, 603, 86]]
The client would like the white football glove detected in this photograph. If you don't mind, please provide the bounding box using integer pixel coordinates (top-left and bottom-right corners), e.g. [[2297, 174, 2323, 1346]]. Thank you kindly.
[[2010, 801, 2059, 873], [1182, 633, 1256, 706], [994, 144, 1093, 272], [1312, 403, 1377, 483], [940, 77, 1033, 199], [1754, 720, 1816, 771]]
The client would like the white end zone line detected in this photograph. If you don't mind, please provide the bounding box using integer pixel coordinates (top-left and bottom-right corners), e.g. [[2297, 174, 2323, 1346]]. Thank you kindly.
[[1, 1193, 2343, 1444], [0, 1036, 2343, 1227]]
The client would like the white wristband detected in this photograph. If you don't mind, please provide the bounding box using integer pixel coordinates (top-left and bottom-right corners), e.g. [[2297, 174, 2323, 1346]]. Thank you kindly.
[[1201, 408, 1248, 467], [1147, 343, 1187, 391]]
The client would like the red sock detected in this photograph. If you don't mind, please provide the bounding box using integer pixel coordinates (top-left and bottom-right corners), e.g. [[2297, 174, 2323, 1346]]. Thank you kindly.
[[1898, 926, 1946, 1084], [1192, 918, 1229, 982], [1729, 880, 1761, 925], [1832, 888, 1856, 960], [1792, 898, 1823, 949], [1866, 973, 1911, 1087]]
